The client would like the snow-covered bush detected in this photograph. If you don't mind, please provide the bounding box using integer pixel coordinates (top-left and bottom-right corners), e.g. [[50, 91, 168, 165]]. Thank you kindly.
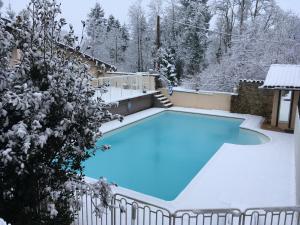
[[0, 1, 121, 225]]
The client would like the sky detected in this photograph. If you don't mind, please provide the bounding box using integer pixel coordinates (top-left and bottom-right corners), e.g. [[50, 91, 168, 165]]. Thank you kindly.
[[1, 0, 300, 35]]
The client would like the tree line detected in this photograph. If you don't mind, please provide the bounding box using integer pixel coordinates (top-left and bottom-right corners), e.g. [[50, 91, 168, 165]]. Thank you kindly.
[[83, 0, 300, 92]]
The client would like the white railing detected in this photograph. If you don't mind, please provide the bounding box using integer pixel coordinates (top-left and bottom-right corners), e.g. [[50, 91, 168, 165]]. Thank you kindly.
[[73, 192, 300, 225], [92, 74, 156, 103]]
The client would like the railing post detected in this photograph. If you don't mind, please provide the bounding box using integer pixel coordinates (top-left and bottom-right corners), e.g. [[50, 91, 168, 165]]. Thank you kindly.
[[171, 213, 175, 225], [111, 197, 116, 225], [131, 203, 137, 225], [240, 212, 245, 225]]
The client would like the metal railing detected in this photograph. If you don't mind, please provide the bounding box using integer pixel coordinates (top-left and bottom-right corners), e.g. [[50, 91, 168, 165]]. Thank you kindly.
[[243, 207, 300, 225], [72, 192, 300, 225], [173, 209, 241, 225]]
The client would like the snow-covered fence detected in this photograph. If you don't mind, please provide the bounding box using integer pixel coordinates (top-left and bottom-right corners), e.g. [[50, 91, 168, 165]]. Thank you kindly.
[[243, 208, 300, 225], [72, 193, 172, 225], [173, 209, 241, 225], [111, 194, 171, 225], [72, 192, 300, 225], [92, 74, 156, 103]]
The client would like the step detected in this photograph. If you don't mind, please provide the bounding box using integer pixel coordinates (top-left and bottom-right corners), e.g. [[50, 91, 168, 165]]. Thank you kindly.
[[158, 96, 168, 101], [161, 99, 170, 104], [164, 103, 173, 108], [154, 94, 164, 98]]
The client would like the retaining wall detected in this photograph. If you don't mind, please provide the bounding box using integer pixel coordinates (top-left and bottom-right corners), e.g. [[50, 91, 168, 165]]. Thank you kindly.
[[109, 94, 155, 116], [160, 88, 233, 111]]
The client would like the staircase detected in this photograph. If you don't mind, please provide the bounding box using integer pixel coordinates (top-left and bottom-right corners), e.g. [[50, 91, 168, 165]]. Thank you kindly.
[[154, 91, 173, 108]]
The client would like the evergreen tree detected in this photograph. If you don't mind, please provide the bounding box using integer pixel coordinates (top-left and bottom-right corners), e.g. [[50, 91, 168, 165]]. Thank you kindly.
[[157, 47, 178, 85], [85, 3, 106, 57], [120, 24, 130, 53], [179, 0, 211, 75], [105, 15, 127, 65], [0, 1, 120, 224]]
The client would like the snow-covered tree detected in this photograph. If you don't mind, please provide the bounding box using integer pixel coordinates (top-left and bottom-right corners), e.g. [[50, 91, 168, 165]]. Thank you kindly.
[[105, 15, 129, 66], [177, 0, 211, 76], [6, 3, 16, 20], [156, 47, 177, 85], [196, 1, 300, 92], [0, 1, 121, 224], [85, 3, 106, 57], [153, 0, 211, 80], [129, 1, 147, 71]]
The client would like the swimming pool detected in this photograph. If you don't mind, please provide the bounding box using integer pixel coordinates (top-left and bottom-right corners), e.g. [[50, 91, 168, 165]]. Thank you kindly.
[[84, 111, 267, 201]]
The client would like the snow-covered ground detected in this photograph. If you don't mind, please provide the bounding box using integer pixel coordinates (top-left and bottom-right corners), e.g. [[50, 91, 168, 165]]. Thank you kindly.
[[96, 107, 296, 211], [94, 86, 157, 103]]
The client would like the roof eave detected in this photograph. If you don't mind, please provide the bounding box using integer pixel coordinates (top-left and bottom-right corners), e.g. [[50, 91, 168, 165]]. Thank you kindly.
[[261, 86, 300, 91]]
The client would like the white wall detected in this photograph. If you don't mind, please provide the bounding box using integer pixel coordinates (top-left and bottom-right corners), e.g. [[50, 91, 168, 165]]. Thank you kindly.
[[295, 109, 300, 204]]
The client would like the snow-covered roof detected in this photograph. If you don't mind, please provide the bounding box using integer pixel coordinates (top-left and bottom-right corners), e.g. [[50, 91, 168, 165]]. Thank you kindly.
[[56, 42, 117, 72], [1, 17, 117, 72], [262, 64, 300, 90]]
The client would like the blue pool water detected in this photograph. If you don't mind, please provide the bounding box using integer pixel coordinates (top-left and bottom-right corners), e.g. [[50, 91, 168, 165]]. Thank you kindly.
[[84, 111, 265, 201]]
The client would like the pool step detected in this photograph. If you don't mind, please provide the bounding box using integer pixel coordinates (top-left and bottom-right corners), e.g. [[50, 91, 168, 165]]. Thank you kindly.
[[154, 92, 173, 108]]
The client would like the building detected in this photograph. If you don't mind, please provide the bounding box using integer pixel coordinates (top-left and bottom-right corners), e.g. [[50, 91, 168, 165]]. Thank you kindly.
[[261, 64, 300, 130], [2, 17, 116, 77]]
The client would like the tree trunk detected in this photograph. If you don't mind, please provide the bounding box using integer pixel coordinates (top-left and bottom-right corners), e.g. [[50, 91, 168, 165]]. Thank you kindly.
[[115, 35, 118, 64], [253, 0, 260, 19], [239, 0, 246, 34]]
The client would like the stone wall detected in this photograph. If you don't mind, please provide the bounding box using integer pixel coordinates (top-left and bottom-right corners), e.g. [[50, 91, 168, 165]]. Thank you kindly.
[[231, 80, 274, 122]]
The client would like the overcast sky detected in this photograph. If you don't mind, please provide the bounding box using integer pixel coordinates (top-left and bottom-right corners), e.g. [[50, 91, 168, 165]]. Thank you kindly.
[[1, 0, 300, 35]]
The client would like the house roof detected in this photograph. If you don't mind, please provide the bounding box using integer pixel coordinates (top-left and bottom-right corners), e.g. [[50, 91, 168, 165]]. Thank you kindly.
[[262, 64, 300, 90], [1, 17, 116, 72], [56, 42, 117, 72]]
